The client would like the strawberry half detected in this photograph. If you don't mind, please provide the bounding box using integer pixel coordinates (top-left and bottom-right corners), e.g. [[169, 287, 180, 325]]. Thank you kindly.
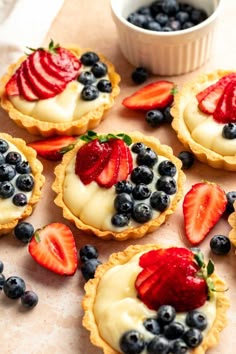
[[183, 182, 227, 245], [28, 135, 77, 161], [122, 80, 175, 111], [17, 64, 39, 101], [28, 223, 78, 275]]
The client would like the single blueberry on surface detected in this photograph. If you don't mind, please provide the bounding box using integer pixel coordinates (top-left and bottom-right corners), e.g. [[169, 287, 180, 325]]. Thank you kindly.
[[131, 67, 149, 84], [21, 290, 39, 309], [210, 235, 231, 255], [79, 244, 98, 263], [3, 276, 26, 299], [81, 259, 102, 281], [14, 222, 35, 244]]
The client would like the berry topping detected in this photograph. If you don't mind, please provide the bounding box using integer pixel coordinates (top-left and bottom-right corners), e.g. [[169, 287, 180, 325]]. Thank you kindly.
[[156, 176, 177, 195], [0, 181, 14, 198], [16, 174, 34, 192], [114, 193, 134, 214], [21, 290, 39, 308], [210, 234, 231, 255], [147, 335, 170, 354], [131, 67, 149, 84], [0, 273, 5, 290], [158, 160, 177, 177], [183, 182, 227, 245], [91, 61, 108, 78], [5, 151, 22, 165], [13, 193, 27, 206], [111, 213, 130, 227], [0, 139, 9, 153], [132, 184, 151, 200], [120, 330, 145, 354], [81, 85, 99, 101], [136, 147, 158, 168], [28, 135, 77, 161], [0, 164, 16, 181], [222, 123, 236, 139], [131, 142, 146, 154], [80, 51, 99, 66], [115, 180, 133, 194], [97, 79, 112, 93], [28, 223, 78, 275], [185, 310, 208, 331], [3, 276, 26, 299], [132, 203, 153, 223], [183, 328, 203, 348], [150, 191, 170, 211], [131, 165, 154, 185], [77, 71, 96, 85], [164, 321, 185, 340], [14, 222, 34, 244], [143, 318, 161, 334], [122, 80, 176, 111]]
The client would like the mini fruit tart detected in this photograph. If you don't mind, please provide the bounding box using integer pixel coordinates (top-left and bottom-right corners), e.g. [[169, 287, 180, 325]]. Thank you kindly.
[[82, 244, 229, 354], [52, 131, 185, 241], [0, 40, 120, 137], [171, 70, 236, 171], [0, 132, 44, 236]]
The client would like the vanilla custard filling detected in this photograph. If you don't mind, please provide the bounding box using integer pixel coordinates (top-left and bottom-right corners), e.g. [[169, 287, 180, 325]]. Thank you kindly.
[[0, 142, 33, 224], [62, 152, 178, 232], [93, 252, 216, 353]]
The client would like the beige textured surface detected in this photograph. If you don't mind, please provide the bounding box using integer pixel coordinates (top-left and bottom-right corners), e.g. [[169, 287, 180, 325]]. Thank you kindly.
[[0, 0, 236, 353]]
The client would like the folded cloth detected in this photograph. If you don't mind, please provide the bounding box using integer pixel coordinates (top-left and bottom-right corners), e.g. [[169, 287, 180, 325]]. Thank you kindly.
[[0, 0, 64, 76]]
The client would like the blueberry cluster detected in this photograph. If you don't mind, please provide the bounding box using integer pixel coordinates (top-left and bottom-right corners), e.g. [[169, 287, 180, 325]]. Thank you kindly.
[[79, 244, 102, 281], [0, 259, 38, 309], [127, 0, 208, 32], [0, 139, 34, 206], [222, 123, 236, 140], [119, 305, 207, 354], [111, 142, 177, 227], [145, 106, 174, 127], [78, 51, 112, 101]]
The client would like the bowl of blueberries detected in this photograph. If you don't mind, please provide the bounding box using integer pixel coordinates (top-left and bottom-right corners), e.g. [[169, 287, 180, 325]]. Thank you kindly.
[[110, 0, 222, 75]]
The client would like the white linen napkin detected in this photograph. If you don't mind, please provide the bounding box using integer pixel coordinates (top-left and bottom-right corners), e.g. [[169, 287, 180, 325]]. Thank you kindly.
[[0, 0, 64, 76]]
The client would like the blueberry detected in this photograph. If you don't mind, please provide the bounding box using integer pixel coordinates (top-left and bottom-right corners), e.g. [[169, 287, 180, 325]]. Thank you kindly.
[[146, 21, 162, 31], [21, 290, 39, 308], [131, 67, 149, 84], [158, 160, 177, 177], [226, 191, 236, 213], [0, 273, 5, 289], [131, 142, 146, 154], [120, 330, 145, 354], [179, 3, 194, 13], [164, 321, 185, 339], [156, 176, 177, 195], [146, 110, 165, 127], [78, 71, 96, 85], [168, 19, 181, 31], [81, 259, 102, 281], [5, 151, 22, 165], [138, 6, 151, 15], [132, 203, 153, 223], [127, 12, 147, 28], [91, 62, 108, 78], [0, 260, 4, 273], [132, 183, 151, 200], [150, 191, 170, 211], [183, 328, 203, 348], [0, 139, 9, 153], [176, 11, 190, 24], [79, 244, 98, 263], [3, 276, 26, 299], [81, 85, 99, 101], [185, 310, 208, 331], [80, 51, 99, 66], [155, 13, 169, 26], [222, 123, 236, 139], [162, 26, 172, 32], [178, 151, 194, 169], [131, 166, 154, 184], [162, 0, 179, 15], [210, 235, 231, 255], [143, 317, 161, 335], [16, 174, 34, 192], [171, 339, 188, 354], [147, 335, 170, 354], [114, 193, 134, 214], [190, 8, 207, 24], [157, 304, 176, 325], [115, 180, 133, 194], [137, 148, 158, 168], [111, 213, 130, 227], [97, 79, 112, 93], [163, 105, 174, 123], [14, 222, 34, 244], [182, 21, 194, 30], [16, 161, 31, 174], [0, 152, 5, 164], [0, 181, 15, 198], [0, 163, 16, 182], [150, 1, 165, 17], [12, 193, 28, 206]]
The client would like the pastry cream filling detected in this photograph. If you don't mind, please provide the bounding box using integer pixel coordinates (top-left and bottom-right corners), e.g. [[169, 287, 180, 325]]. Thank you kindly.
[[0, 142, 33, 224], [184, 96, 236, 156], [93, 252, 217, 353], [62, 152, 177, 232]]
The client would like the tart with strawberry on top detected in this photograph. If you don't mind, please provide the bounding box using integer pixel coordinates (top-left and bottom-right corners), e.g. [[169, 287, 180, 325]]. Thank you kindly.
[[52, 131, 185, 240], [0, 132, 44, 236], [82, 244, 229, 354], [171, 70, 236, 171], [0, 40, 120, 137]]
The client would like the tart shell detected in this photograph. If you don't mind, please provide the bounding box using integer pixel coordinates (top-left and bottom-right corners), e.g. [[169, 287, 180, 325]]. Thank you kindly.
[[171, 69, 236, 171], [228, 203, 236, 247], [82, 244, 230, 354], [0, 46, 120, 137], [0, 132, 45, 236], [52, 132, 185, 241]]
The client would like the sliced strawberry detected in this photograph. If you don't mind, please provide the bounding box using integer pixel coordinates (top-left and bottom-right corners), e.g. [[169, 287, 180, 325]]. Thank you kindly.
[[183, 182, 227, 245], [47, 47, 81, 79], [28, 135, 77, 161], [116, 139, 133, 181], [122, 80, 175, 111], [5, 72, 20, 96], [29, 51, 67, 93], [225, 80, 236, 122], [139, 247, 192, 268], [75, 139, 112, 185], [17, 64, 39, 101], [28, 223, 78, 275], [96, 139, 120, 188], [42, 51, 79, 82]]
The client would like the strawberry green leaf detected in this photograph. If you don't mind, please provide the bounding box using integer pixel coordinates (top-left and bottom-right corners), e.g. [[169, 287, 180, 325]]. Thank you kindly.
[[207, 259, 215, 276], [80, 131, 132, 145], [194, 251, 205, 269]]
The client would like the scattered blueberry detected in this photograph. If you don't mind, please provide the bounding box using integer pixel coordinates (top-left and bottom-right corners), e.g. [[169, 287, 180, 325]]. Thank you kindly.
[[163, 105, 174, 123], [0, 273, 5, 290], [146, 109, 165, 127], [81, 258, 102, 281], [21, 290, 39, 308], [14, 222, 34, 244], [0, 260, 4, 273], [210, 235, 231, 255], [178, 151, 194, 169], [226, 191, 236, 213], [79, 244, 98, 263], [131, 67, 149, 84], [3, 276, 26, 299], [120, 330, 145, 354]]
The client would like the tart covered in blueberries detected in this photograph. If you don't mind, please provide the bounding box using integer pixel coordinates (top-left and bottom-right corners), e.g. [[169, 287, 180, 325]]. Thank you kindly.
[[171, 70, 236, 171], [0, 40, 120, 137], [52, 131, 185, 241], [0, 132, 44, 236], [82, 244, 229, 354]]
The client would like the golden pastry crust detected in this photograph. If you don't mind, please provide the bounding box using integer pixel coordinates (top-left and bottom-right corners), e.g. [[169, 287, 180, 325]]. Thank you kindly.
[[82, 244, 230, 354], [0, 45, 120, 137], [0, 132, 45, 236], [228, 202, 236, 247], [171, 69, 236, 171], [52, 131, 185, 241]]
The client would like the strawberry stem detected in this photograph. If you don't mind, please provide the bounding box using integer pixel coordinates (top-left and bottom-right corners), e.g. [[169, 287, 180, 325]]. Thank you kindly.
[[25, 39, 60, 56], [80, 130, 132, 145]]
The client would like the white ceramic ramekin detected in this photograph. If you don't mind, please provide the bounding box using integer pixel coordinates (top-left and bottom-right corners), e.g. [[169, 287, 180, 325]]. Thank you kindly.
[[110, 0, 222, 76]]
